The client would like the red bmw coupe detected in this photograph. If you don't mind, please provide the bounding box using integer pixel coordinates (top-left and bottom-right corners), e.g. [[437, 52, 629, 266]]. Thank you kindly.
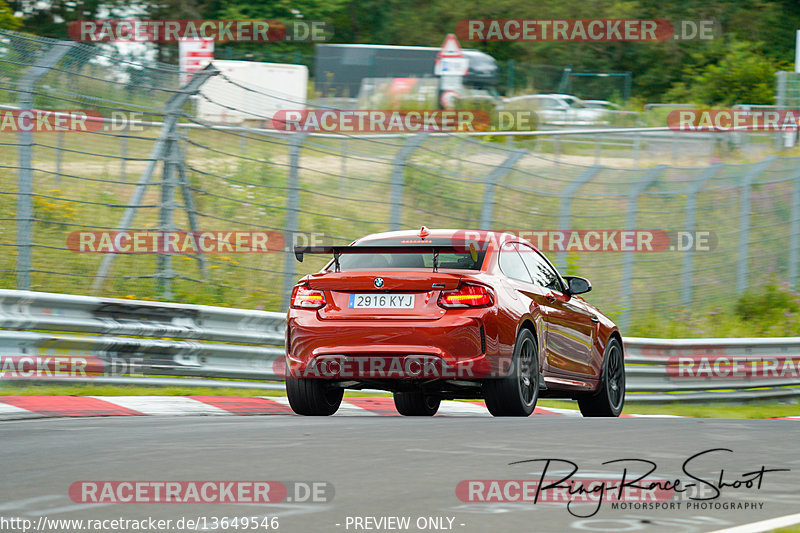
[[285, 228, 625, 417]]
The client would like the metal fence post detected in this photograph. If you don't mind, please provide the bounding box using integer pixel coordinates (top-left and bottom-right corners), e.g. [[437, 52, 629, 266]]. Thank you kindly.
[[15, 41, 75, 290], [479, 149, 526, 230], [594, 136, 600, 164], [158, 135, 179, 299], [775, 71, 787, 150], [282, 132, 309, 311], [340, 137, 347, 195], [556, 166, 601, 271], [389, 132, 429, 231], [554, 136, 561, 165], [55, 130, 64, 187], [176, 140, 207, 279], [736, 156, 775, 293], [120, 123, 128, 182], [790, 166, 800, 290], [670, 131, 677, 163], [620, 165, 665, 332], [92, 65, 218, 292], [681, 164, 720, 306]]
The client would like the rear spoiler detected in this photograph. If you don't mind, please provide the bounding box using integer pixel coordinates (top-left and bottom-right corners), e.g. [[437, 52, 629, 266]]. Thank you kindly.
[[294, 245, 472, 272]]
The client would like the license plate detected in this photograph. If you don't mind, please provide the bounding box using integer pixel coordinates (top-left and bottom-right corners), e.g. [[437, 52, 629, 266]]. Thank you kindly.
[[348, 293, 415, 309]]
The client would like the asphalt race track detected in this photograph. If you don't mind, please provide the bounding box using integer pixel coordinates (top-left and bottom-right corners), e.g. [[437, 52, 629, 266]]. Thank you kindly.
[[1, 415, 799, 533]]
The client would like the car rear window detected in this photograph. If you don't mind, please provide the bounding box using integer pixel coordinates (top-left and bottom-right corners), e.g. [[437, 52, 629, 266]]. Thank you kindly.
[[331, 238, 486, 271]]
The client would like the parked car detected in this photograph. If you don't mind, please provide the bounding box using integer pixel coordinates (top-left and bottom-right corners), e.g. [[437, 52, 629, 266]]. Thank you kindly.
[[582, 100, 622, 111], [504, 93, 610, 126], [286, 228, 625, 417]]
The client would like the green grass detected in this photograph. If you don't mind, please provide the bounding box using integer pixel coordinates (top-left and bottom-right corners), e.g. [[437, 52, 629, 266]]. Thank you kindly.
[[2, 382, 798, 418], [627, 283, 800, 337], [537, 399, 800, 419]]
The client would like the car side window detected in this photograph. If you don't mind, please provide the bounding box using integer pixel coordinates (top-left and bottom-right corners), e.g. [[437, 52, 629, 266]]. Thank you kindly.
[[518, 244, 563, 292], [499, 243, 533, 284]]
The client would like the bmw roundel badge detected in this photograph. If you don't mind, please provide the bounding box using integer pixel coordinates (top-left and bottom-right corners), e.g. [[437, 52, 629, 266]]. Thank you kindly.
[[374, 277, 384, 288]]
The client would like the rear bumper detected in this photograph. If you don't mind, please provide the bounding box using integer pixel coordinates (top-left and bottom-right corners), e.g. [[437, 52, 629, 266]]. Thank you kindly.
[[286, 311, 495, 379]]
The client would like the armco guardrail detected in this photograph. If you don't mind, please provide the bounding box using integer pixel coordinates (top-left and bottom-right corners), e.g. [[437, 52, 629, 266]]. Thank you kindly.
[[0, 289, 285, 383], [1, 290, 798, 401], [624, 337, 800, 402]]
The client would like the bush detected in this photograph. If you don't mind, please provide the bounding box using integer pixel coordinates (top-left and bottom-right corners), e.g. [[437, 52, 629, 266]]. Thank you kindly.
[[664, 41, 784, 106], [630, 283, 800, 338]]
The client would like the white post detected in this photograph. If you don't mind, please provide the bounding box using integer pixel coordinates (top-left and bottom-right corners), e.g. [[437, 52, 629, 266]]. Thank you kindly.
[[795, 30, 800, 73]]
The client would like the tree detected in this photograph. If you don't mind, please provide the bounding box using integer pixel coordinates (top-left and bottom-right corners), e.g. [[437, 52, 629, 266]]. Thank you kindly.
[[0, 0, 21, 30], [665, 41, 783, 105]]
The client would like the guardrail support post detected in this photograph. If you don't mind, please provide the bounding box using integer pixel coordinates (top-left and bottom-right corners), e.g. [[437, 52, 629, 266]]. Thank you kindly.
[[282, 132, 310, 311], [681, 164, 720, 306], [92, 65, 218, 293], [16, 41, 75, 290], [479, 149, 526, 230], [556, 166, 601, 271], [620, 165, 665, 332], [737, 156, 775, 293], [389, 132, 429, 231]]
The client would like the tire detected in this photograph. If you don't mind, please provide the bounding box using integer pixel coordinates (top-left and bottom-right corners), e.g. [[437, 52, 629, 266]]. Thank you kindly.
[[578, 337, 625, 417], [483, 328, 539, 417], [393, 392, 441, 416], [286, 376, 343, 416]]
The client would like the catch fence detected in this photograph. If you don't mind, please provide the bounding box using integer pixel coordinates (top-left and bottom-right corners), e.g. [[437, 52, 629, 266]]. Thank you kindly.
[[1, 30, 799, 332]]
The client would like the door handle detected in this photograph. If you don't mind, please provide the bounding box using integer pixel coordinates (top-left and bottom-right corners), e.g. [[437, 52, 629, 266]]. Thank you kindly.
[[590, 314, 599, 323]]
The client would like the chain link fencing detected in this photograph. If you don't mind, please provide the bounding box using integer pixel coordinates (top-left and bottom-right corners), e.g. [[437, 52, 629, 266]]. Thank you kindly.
[[1, 29, 799, 332]]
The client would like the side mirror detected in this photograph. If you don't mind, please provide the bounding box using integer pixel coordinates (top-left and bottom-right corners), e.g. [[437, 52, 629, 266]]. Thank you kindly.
[[564, 276, 591, 295]]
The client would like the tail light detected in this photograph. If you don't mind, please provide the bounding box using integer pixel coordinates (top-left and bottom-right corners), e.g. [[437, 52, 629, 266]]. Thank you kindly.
[[291, 284, 326, 309], [438, 284, 493, 308]]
